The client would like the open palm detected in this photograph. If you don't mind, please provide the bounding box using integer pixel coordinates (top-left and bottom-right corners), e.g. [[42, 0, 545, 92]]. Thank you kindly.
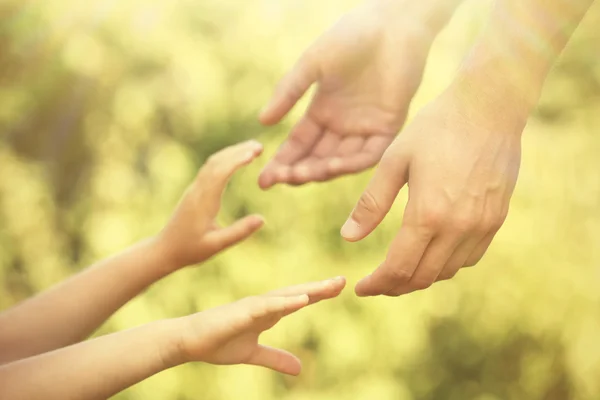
[[179, 277, 346, 375], [258, 3, 434, 188]]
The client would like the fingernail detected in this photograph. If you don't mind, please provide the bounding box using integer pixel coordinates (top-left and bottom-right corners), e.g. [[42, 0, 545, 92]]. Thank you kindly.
[[333, 276, 345, 282], [341, 218, 361, 240]]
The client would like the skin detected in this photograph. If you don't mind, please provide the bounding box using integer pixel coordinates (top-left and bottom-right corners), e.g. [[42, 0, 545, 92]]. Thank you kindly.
[[345, 0, 596, 297], [0, 277, 346, 400], [0, 140, 267, 364], [260, 0, 596, 296], [0, 139, 348, 398], [258, 0, 464, 188]]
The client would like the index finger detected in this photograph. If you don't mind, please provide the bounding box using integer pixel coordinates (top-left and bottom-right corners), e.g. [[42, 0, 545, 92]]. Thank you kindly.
[[266, 277, 346, 305]]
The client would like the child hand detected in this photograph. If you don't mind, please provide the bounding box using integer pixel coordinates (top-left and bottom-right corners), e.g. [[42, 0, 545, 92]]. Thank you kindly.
[[176, 277, 346, 375], [157, 140, 265, 270]]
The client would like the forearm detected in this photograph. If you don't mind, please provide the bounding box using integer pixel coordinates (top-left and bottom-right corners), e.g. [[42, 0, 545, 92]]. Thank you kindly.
[[450, 0, 595, 123], [0, 319, 182, 400], [0, 237, 177, 363], [373, 0, 466, 35]]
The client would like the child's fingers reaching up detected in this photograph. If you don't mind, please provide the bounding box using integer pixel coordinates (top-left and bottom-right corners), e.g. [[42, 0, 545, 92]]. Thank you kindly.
[[197, 140, 264, 216], [176, 277, 346, 375], [266, 276, 346, 305], [158, 140, 265, 270]]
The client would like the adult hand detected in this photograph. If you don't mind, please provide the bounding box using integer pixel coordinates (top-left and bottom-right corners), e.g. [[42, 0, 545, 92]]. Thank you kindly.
[[258, 1, 437, 187], [342, 88, 524, 296]]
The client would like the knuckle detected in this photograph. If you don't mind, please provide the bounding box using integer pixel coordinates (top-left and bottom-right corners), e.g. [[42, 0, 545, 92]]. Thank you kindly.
[[464, 256, 482, 267], [492, 212, 508, 231], [388, 268, 412, 284], [478, 211, 506, 233], [452, 214, 479, 233], [356, 190, 382, 217], [439, 268, 459, 281], [420, 204, 450, 229], [410, 278, 433, 291], [437, 273, 451, 281]]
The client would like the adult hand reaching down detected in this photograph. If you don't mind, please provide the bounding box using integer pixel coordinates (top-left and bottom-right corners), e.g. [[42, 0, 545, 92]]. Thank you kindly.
[[258, 0, 465, 188], [341, 0, 596, 296], [342, 89, 524, 296]]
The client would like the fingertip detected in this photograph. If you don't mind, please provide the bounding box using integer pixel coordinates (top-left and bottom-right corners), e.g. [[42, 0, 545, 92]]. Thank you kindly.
[[330, 276, 347, 291], [255, 141, 264, 153], [242, 141, 264, 163], [279, 356, 302, 376], [258, 170, 275, 190], [258, 106, 281, 126], [354, 275, 374, 297], [287, 362, 302, 376], [250, 213, 265, 224], [245, 214, 265, 232], [340, 218, 364, 242]]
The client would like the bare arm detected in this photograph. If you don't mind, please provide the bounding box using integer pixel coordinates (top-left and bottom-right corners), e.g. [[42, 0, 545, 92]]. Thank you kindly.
[[0, 278, 346, 400], [0, 140, 265, 363], [0, 320, 178, 400], [453, 0, 596, 116], [345, 0, 596, 297], [0, 239, 173, 364]]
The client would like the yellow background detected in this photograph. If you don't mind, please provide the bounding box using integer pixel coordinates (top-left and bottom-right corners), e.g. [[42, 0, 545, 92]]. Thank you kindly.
[[1, 0, 599, 399]]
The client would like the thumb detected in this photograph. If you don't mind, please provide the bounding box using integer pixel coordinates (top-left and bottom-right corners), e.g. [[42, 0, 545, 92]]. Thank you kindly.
[[204, 215, 264, 254], [259, 55, 318, 126], [246, 345, 302, 376], [341, 151, 410, 242]]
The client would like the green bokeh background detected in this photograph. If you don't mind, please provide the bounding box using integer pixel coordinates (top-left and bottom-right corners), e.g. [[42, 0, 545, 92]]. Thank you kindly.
[[1, 1, 599, 399]]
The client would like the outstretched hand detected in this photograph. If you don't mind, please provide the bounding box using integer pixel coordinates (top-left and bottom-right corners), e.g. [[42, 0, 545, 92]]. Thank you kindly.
[[258, 2, 435, 188], [177, 277, 347, 375], [158, 140, 265, 270]]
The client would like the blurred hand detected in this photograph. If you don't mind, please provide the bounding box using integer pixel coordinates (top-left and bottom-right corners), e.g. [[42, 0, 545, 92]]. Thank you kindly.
[[258, 1, 435, 188], [158, 140, 265, 270], [342, 88, 524, 296], [176, 277, 346, 375]]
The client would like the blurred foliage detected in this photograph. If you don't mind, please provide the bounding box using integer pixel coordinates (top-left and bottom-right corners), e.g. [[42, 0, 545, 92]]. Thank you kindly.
[[1, 0, 600, 399]]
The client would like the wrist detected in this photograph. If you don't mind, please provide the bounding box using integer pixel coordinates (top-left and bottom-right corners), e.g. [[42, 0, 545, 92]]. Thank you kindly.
[[155, 318, 188, 369], [150, 235, 185, 274], [448, 0, 582, 126], [370, 0, 464, 37], [441, 67, 531, 138], [449, 54, 538, 129]]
